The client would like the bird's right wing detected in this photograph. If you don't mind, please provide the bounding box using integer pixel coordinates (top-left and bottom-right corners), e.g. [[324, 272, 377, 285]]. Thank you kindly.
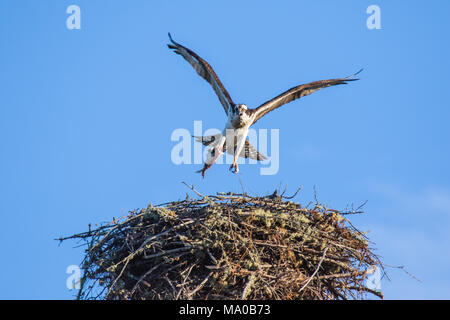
[[168, 33, 236, 115], [250, 70, 362, 125]]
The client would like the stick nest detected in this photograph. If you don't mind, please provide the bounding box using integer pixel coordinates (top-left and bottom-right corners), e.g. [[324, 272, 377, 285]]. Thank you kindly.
[[60, 189, 384, 300]]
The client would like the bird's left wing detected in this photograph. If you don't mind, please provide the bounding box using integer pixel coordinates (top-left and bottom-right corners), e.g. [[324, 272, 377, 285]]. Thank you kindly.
[[250, 70, 362, 125], [168, 33, 235, 115]]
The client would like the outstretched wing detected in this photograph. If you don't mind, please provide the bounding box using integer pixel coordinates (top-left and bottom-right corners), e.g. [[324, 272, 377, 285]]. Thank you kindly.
[[168, 33, 235, 115], [250, 70, 362, 125]]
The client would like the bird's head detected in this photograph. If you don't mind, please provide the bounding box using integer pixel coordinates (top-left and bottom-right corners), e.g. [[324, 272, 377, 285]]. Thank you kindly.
[[232, 104, 252, 128], [236, 104, 248, 116]]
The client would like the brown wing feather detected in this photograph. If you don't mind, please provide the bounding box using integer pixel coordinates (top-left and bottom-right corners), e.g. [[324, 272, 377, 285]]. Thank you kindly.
[[168, 33, 235, 115], [251, 75, 360, 125]]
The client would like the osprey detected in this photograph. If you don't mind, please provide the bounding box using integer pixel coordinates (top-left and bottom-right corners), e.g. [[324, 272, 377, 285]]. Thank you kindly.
[[168, 33, 361, 178]]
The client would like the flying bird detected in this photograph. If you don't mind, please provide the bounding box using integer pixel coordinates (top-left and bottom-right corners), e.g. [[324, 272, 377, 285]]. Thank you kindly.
[[168, 33, 361, 178]]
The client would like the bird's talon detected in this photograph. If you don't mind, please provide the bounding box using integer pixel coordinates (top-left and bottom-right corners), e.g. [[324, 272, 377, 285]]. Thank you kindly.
[[229, 163, 239, 174]]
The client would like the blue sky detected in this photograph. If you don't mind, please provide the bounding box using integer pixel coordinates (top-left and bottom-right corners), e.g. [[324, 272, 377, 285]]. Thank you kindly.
[[1, 0, 449, 299]]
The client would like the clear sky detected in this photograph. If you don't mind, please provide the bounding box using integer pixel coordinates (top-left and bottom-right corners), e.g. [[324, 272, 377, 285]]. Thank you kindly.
[[1, 0, 449, 299]]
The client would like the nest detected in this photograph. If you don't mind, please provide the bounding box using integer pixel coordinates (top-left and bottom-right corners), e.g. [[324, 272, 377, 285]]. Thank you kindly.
[[60, 186, 385, 300]]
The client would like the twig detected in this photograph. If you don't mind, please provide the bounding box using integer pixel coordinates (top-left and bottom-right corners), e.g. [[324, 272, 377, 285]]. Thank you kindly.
[[182, 181, 208, 199], [299, 247, 329, 292], [187, 273, 211, 299], [241, 273, 257, 299], [283, 186, 303, 200], [384, 264, 421, 282]]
